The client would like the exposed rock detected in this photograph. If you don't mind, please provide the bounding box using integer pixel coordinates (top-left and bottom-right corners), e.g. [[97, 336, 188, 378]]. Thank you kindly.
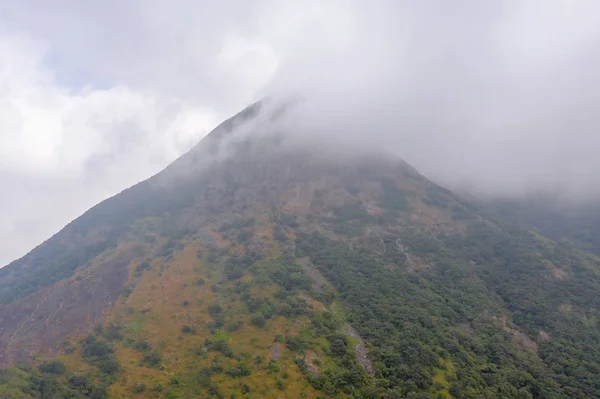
[[457, 322, 474, 335], [195, 227, 219, 247], [269, 342, 281, 361], [304, 350, 320, 374], [547, 261, 569, 280], [282, 239, 296, 255], [298, 257, 330, 293], [364, 232, 387, 254], [298, 293, 326, 311], [558, 303, 574, 313], [341, 324, 375, 375], [395, 239, 432, 272], [494, 315, 538, 351]]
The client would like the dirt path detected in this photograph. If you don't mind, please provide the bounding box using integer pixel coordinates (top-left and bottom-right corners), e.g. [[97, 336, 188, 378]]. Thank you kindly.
[[7, 303, 41, 361]]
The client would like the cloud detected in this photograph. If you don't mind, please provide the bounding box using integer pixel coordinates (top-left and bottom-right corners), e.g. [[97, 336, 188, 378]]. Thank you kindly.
[[0, 32, 219, 265], [1, 0, 600, 264], [259, 0, 600, 200]]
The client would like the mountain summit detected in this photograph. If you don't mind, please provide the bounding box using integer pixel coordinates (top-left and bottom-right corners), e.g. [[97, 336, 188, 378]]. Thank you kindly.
[[0, 104, 599, 398]]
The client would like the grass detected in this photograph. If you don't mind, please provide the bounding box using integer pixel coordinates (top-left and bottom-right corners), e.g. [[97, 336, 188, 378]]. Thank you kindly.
[[52, 241, 325, 398], [430, 358, 455, 398]]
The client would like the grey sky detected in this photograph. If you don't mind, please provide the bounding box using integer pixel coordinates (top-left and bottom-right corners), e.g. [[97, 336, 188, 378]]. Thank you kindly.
[[0, 0, 599, 265]]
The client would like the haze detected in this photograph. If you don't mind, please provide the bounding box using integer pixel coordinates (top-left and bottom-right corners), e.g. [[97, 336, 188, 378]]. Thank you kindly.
[[1, 0, 599, 265]]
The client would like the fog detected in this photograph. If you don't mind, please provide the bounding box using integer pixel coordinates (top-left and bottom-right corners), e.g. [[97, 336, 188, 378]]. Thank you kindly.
[[259, 1, 600, 200], [1, 0, 599, 264]]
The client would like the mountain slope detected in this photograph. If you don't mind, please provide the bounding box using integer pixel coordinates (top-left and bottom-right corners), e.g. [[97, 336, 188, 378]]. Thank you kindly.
[[482, 196, 600, 256], [1, 103, 600, 398]]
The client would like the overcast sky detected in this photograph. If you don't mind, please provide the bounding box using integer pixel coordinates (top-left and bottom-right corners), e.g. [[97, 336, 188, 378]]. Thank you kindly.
[[1, 0, 599, 265]]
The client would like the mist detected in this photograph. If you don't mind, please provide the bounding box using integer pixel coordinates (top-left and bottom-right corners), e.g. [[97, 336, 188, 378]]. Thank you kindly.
[[1, 0, 600, 264], [255, 1, 600, 200]]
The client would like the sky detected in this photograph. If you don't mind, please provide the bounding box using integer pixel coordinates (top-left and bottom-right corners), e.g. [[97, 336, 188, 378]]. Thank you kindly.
[[0, 0, 599, 265]]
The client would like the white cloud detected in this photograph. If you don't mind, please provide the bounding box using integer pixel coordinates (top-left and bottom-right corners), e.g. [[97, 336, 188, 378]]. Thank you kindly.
[[0, 32, 221, 264], [0, 34, 220, 177]]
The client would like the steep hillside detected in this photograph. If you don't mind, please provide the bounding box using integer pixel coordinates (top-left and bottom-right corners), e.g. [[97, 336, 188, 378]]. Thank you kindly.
[[482, 196, 600, 256], [1, 103, 600, 399]]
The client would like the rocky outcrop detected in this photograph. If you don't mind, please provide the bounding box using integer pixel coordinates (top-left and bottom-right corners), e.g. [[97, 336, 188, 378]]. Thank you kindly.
[[341, 324, 375, 376]]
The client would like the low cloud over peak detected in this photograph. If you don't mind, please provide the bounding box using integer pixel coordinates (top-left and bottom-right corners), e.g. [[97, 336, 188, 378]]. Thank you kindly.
[[0, 0, 599, 264]]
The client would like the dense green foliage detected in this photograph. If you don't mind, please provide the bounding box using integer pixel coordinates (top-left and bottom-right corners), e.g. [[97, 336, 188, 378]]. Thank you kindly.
[[293, 212, 600, 398], [298, 233, 496, 397], [443, 222, 600, 398], [0, 364, 108, 399], [483, 197, 600, 256]]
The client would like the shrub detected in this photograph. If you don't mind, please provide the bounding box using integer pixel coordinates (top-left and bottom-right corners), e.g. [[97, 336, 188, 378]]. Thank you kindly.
[[226, 320, 243, 332], [285, 335, 308, 351], [38, 359, 66, 374], [151, 384, 163, 392], [273, 225, 288, 242], [276, 303, 292, 316], [206, 339, 234, 358], [250, 314, 266, 328], [208, 314, 225, 330], [195, 277, 205, 286], [104, 322, 123, 341], [181, 325, 197, 334], [135, 260, 151, 275], [68, 373, 91, 389], [237, 230, 253, 243], [98, 358, 119, 374], [132, 382, 146, 393], [80, 335, 113, 360], [266, 360, 280, 373], [122, 284, 135, 297], [133, 339, 151, 351], [141, 351, 162, 368], [208, 303, 222, 315], [328, 334, 348, 357]]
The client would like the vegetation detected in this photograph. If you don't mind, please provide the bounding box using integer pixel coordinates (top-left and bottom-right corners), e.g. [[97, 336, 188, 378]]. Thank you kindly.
[[80, 334, 120, 375], [0, 363, 108, 399], [38, 359, 66, 375], [2, 128, 600, 398], [379, 178, 411, 211]]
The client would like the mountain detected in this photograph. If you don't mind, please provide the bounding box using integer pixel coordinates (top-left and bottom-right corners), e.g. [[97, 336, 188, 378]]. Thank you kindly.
[[481, 196, 600, 257], [1, 102, 600, 399]]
